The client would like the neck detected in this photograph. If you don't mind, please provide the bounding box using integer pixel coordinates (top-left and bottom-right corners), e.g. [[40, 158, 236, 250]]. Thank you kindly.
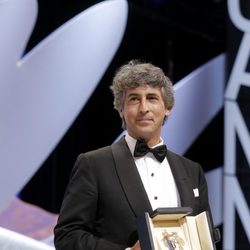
[[138, 137, 162, 148]]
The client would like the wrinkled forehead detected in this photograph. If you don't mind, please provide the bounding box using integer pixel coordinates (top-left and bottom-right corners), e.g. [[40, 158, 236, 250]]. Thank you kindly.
[[123, 84, 164, 102]]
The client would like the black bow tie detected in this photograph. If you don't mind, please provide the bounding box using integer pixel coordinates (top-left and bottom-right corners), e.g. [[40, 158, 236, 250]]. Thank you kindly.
[[134, 140, 167, 163]]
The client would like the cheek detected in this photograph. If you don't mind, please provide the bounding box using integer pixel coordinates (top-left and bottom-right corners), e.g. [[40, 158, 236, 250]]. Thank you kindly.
[[123, 106, 136, 117], [153, 105, 166, 115]]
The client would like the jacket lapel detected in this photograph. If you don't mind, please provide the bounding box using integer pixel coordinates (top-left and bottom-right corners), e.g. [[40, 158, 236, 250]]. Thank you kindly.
[[167, 150, 196, 210], [111, 138, 196, 215], [111, 137, 152, 217]]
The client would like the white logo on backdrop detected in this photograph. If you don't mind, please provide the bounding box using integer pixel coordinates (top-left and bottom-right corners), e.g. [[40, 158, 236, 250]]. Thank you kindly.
[[224, 0, 250, 249], [0, 0, 128, 210]]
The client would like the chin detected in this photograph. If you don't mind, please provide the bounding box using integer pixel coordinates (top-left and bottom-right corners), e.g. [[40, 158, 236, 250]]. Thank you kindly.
[[136, 131, 153, 141]]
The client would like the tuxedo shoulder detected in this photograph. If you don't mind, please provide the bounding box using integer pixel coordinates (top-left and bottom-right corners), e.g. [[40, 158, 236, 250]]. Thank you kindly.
[[167, 149, 200, 166], [78, 145, 112, 159]]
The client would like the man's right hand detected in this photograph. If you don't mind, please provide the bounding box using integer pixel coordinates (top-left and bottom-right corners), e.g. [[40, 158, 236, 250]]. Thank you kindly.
[[131, 241, 140, 250]]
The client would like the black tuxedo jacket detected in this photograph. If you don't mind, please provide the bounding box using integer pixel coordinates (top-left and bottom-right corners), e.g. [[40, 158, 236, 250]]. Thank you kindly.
[[54, 136, 212, 250]]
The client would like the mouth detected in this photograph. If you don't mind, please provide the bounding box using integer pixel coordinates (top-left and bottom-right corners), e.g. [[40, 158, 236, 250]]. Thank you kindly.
[[136, 117, 153, 123]]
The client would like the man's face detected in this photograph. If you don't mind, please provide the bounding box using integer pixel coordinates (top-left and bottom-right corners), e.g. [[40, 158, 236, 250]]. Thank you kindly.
[[120, 84, 171, 146]]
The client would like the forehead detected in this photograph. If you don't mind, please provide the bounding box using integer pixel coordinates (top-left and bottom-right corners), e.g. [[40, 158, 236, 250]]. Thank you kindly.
[[125, 84, 162, 96]]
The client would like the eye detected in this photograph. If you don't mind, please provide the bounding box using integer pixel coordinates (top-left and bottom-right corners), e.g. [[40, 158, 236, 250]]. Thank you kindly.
[[128, 95, 140, 104], [148, 95, 159, 101], [130, 97, 138, 101]]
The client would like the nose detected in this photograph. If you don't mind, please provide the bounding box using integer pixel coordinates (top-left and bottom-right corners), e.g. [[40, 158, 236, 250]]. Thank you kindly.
[[139, 98, 149, 113]]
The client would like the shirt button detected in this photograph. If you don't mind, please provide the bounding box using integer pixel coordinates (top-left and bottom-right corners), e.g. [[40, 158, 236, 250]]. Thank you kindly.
[[154, 196, 158, 200], [151, 173, 154, 177]]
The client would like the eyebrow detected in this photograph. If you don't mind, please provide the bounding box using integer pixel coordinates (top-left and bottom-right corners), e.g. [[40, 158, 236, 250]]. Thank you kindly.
[[147, 93, 159, 97], [127, 93, 139, 97], [126, 92, 161, 100]]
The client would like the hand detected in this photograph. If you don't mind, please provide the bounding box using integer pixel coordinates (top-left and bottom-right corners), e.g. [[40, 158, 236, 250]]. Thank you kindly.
[[131, 241, 140, 250]]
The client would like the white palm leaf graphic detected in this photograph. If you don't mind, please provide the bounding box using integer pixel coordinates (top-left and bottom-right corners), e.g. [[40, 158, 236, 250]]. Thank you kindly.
[[0, 0, 128, 209]]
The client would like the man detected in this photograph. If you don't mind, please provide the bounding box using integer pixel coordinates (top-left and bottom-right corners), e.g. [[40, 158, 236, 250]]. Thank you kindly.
[[54, 60, 215, 250]]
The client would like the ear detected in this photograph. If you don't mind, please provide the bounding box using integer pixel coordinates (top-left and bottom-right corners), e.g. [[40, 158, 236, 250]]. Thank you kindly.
[[165, 108, 171, 118], [119, 110, 124, 119]]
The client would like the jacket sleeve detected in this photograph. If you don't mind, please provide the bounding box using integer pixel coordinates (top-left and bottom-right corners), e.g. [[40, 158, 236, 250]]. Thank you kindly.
[[197, 163, 211, 214], [54, 154, 126, 250], [197, 163, 221, 244]]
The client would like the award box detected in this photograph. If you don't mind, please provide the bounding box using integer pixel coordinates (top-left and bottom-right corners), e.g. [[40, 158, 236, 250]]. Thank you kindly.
[[137, 207, 216, 250]]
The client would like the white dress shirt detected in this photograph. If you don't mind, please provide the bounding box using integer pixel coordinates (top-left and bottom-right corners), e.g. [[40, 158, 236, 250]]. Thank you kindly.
[[125, 133, 181, 210]]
